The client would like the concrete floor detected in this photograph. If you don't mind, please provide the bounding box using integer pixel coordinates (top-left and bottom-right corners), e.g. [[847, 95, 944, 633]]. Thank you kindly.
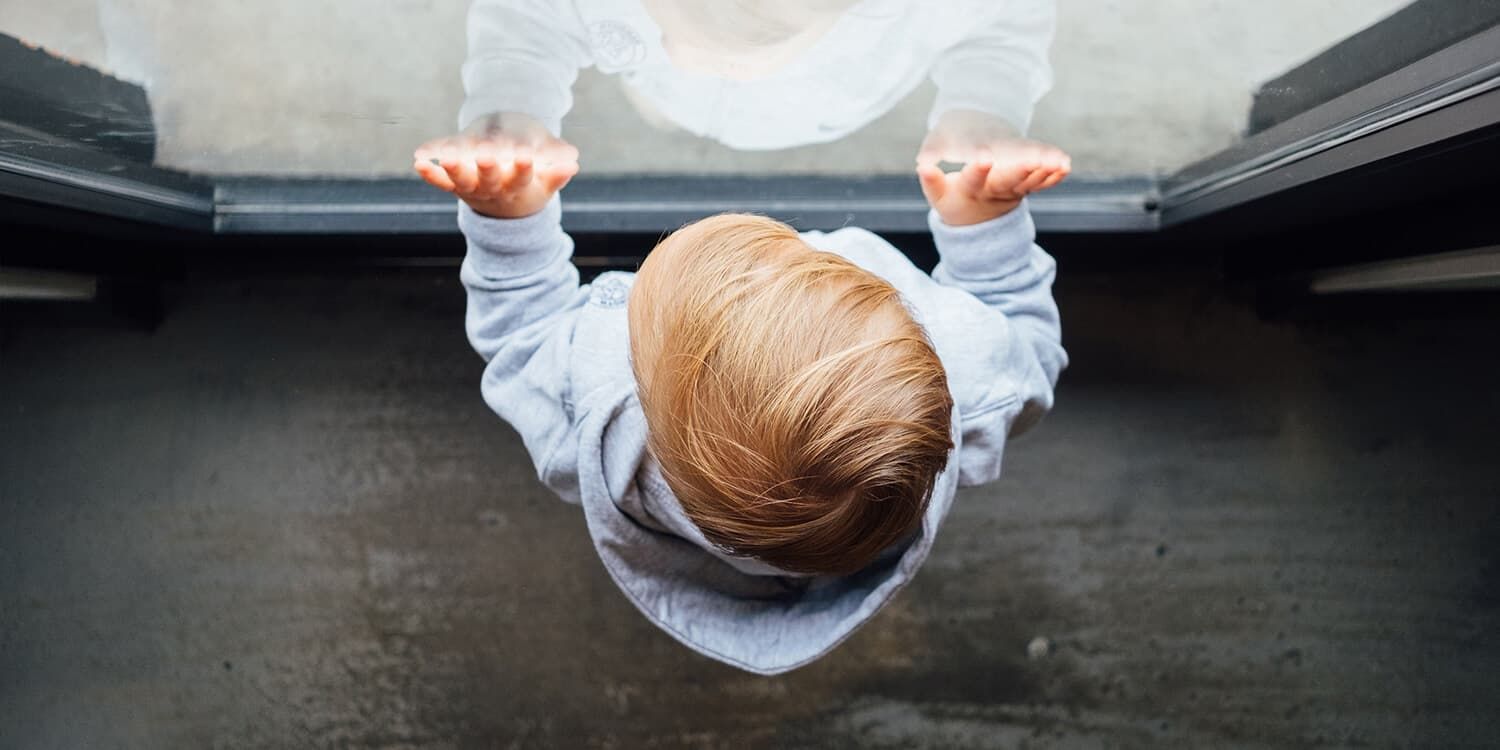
[[2, 265, 1498, 748], [0, 0, 1407, 177]]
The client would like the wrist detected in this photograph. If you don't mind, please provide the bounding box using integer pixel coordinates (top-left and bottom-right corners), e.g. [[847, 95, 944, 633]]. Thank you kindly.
[[928, 202, 1036, 278], [464, 197, 549, 220], [937, 198, 1022, 227]]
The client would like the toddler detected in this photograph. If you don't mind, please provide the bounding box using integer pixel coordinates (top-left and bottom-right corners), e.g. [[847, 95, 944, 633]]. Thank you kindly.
[[413, 148, 1067, 674]]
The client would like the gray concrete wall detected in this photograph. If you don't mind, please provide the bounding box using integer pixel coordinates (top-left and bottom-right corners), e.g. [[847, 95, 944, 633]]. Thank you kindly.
[[2, 269, 1497, 748]]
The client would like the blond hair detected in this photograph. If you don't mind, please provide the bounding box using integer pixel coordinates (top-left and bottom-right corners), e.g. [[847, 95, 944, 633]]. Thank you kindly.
[[629, 214, 954, 575]]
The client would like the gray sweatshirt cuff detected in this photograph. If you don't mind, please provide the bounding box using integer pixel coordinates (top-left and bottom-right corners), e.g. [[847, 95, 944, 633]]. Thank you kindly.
[[458, 197, 567, 278], [928, 200, 1036, 280]]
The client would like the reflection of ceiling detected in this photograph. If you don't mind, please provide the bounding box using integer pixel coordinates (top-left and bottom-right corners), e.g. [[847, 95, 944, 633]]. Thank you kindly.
[[0, 0, 1408, 177]]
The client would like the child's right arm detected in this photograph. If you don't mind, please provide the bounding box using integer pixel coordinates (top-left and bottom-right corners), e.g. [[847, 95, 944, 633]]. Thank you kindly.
[[414, 147, 587, 501]]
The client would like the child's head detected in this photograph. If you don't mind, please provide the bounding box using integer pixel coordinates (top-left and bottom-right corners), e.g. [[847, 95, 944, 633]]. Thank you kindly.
[[629, 214, 954, 576]]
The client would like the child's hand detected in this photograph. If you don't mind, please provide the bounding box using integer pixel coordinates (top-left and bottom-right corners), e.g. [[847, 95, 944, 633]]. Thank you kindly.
[[916, 109, 1070, 226], [413, 113, 580, 219], [917, 157, 1068, 227]]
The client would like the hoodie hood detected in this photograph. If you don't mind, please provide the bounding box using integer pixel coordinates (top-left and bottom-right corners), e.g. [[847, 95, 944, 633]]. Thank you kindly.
[[570, 377, 961, 675]]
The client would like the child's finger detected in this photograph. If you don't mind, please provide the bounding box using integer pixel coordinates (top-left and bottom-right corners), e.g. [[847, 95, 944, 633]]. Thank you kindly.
[[958, 160, 993, 195], [984, 161, 1034, 196], [443, 151, 480, 194], [540, 138, 580, 165], [1016, 167, 1051, 195], [510, 154, 535, 189], [475, 149, 504, 195], [916, 164, 947, 203], [915, 133, 946, 168], [412, 138, 447, 164], [1036, 168, 1069, 192], [537, 160, 579, 193], [414, 160, 456, 192], [492, 159, 520, 191]]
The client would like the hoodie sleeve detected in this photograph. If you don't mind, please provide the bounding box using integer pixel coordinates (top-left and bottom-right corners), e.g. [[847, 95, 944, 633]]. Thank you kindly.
[[929, 201, 1067, 486], [460, 0, 594, 134], [460, 198, 588, 503], [926, 0, 1055, 134]]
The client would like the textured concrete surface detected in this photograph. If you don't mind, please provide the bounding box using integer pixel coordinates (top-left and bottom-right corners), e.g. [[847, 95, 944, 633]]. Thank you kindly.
[[0, 0, 1407, 177], [2, 265, 1498, 748]]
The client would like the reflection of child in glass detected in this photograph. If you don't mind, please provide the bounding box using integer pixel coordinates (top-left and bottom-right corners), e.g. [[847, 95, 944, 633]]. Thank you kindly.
[[446, 0, 1070, 176], [412, 112, 1067, 674]]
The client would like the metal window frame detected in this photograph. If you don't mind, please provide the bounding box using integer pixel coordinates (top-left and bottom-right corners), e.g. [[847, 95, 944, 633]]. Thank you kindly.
[[209, 174, 1158, 234], [0, 123, 212, 232], [1158, 24, 1500, 228]]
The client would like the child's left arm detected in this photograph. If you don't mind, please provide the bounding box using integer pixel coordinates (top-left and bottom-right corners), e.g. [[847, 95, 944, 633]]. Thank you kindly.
[[919, 160, 1068, 484], [928, 201, 1066, 438]]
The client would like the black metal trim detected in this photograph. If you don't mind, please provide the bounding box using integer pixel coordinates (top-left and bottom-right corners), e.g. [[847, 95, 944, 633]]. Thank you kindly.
[[0, 158, 213, 232], [212, 175, 1158, 234], [1160, 25, 1500, 226], [1249, 0, 1500, 134], [0, 124, 213, 231]]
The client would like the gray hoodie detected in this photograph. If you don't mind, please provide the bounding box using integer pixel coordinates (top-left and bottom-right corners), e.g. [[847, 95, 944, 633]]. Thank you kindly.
[[459, 198, 1065, 675]]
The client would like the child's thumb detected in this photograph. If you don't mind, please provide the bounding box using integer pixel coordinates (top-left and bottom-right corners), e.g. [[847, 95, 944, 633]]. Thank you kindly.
[[917, 165, 947, 204], [539, 161, 580, 193]]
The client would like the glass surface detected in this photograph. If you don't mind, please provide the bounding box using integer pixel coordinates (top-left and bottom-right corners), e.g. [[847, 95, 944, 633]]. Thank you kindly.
[[0, 0, 1436, 184]]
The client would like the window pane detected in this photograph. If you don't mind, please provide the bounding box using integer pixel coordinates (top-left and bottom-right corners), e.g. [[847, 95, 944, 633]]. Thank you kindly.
[[0, 0, 1468, 185]]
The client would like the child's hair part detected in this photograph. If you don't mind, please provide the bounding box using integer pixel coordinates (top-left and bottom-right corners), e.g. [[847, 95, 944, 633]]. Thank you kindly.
[[629, 214, 955, 576]]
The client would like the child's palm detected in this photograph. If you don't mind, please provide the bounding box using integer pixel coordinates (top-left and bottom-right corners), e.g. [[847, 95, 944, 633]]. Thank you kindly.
[[413, 114, 579, 219], [918, 155, 1069, 227]]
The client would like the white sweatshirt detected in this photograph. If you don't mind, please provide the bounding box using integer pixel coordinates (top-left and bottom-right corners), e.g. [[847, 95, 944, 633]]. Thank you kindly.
[[460, 0, 1055, 149]]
